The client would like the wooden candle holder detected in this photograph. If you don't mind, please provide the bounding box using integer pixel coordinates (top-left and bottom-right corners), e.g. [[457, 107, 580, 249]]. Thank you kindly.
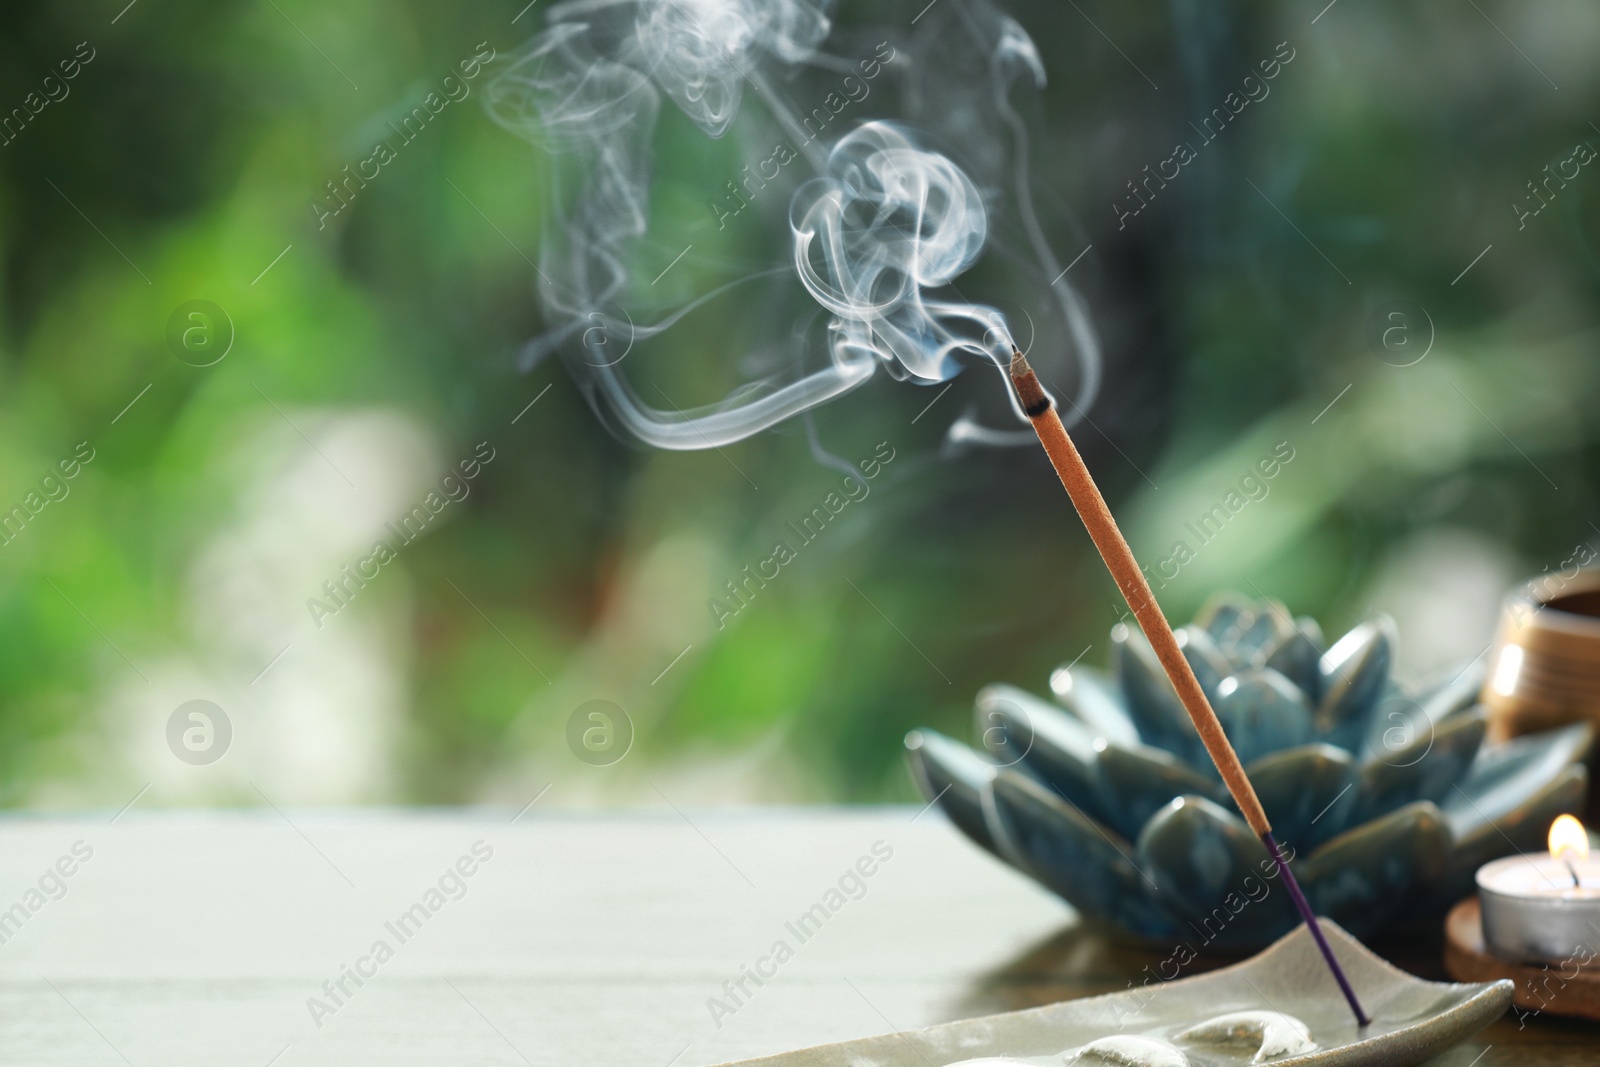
[[1445, 896, 1600, 1021]]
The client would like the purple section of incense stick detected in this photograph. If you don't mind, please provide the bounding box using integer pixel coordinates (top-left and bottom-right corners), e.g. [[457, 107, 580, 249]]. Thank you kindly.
[[1262, 831, 1371, 1027]]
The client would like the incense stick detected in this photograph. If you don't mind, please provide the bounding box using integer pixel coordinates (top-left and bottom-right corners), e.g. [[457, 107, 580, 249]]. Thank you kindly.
[[1009, 349, 1370, 1028]]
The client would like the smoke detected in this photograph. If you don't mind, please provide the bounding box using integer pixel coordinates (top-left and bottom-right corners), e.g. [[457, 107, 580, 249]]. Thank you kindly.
[[487, 0, 1100, 450]]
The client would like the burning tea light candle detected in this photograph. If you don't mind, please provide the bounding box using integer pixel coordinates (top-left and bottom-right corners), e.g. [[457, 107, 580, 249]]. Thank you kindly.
[[1477, 814, 1600, 963]]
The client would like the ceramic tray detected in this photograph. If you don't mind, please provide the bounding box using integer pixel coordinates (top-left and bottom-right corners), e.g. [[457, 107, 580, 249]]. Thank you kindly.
[[715, 920, 1511, 1067]]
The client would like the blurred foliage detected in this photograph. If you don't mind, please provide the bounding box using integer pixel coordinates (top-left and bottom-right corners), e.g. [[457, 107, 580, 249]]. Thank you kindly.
[[0, 0, 1596, 807]]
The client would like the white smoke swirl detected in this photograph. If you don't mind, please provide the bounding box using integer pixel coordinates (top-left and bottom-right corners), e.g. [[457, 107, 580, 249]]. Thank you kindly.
[[486, 0, 1100, 450]]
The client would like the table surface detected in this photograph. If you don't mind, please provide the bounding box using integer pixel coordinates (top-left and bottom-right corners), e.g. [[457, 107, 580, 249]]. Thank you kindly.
[[0, 806, 1593, 1065]]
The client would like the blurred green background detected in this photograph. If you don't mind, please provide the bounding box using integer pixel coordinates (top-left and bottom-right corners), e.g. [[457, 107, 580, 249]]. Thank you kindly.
[[0, 0, 1596, 808]]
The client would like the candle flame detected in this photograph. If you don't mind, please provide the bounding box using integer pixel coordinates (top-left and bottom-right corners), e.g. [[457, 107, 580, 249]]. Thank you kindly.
[[1550, 814, 1589, 863]]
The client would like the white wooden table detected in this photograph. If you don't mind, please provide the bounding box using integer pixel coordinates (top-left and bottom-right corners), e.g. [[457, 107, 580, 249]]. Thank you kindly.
[[0, 808, 1533, 1065]]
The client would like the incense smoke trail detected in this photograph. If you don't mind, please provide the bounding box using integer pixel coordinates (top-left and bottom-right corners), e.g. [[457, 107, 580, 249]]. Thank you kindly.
[[487, 0, 1099, 450]]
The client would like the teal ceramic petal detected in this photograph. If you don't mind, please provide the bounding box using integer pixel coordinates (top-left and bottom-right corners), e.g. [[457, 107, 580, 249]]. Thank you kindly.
[[974, 684, 1108, 824], [1358, 662, 1491, 761], [1417, 658, 1489, 724], [1348, 708, 1487, 826], [1136, 796, 1296, 947], [1315, 617, 1395, 752], [1233, 600, 1295, 665], [1294, 615, 1325, 650], [1195, 592, 1253, 645], [985, 769, 1182, 938], [1419, 763, 1589, 917], [1112, 624, 1205, 767], [1264, 628, 1324, 705], [976, 683, 1095, 761], [1096, 741, 1223, 841], [1357, 687, 1424, 762], [1177, 625, 1231, 705], [1298, 800, 1452, 937], [1048, 664, 1141, 747], [1242, 744, 1355, 851], [904, 730, 999, 855], [1445, 722, 1593, 831], [1214, 668, 1314, 765]]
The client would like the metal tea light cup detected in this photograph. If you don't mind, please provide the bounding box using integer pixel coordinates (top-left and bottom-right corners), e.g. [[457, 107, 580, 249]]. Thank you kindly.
[[1477, 854, 1600, 964]]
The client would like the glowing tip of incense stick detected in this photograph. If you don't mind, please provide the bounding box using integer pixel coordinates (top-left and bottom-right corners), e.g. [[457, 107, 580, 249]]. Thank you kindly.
[[1009, 350, 1050, 416]]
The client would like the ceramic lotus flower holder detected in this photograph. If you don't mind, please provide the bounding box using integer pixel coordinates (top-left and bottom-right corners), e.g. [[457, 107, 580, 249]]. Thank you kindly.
[[905, 594, 1593, 948]]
